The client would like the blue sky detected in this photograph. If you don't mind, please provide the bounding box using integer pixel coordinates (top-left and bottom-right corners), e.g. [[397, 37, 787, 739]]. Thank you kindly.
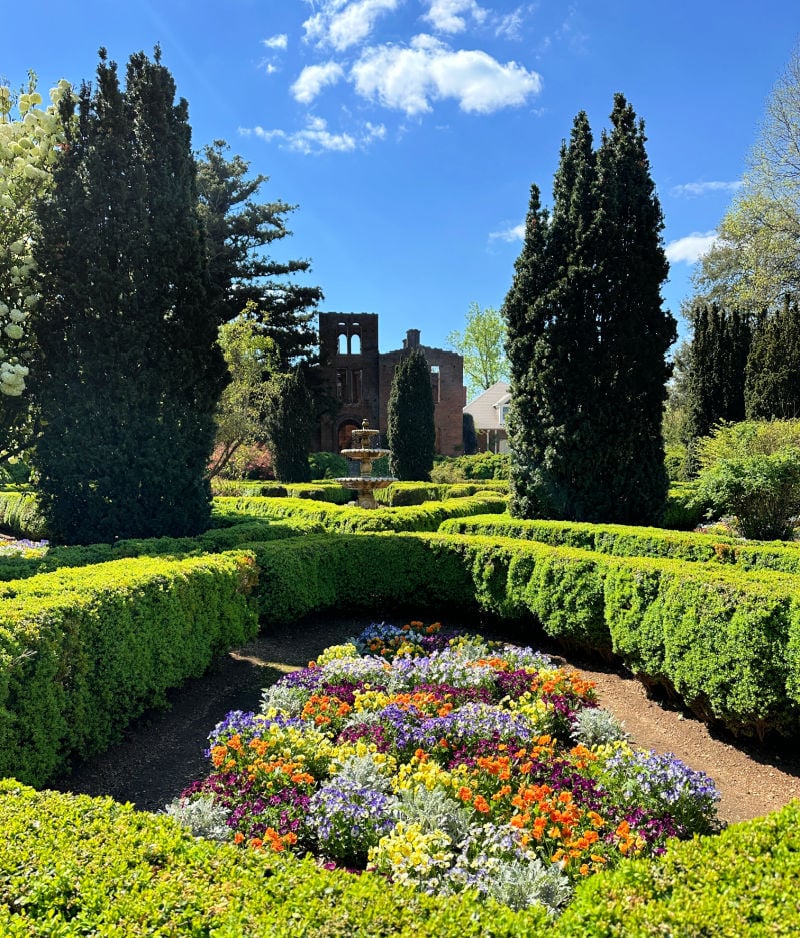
[[3, 1, 799, 354]]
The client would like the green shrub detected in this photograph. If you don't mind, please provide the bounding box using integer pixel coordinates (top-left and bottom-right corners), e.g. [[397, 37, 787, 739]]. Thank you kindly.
[[308, 451, 349, 479], [0, 551, 258, 786], [662, 481, 709, 530], [557, 800, 800, 937], [693, 420, 800, 539], [285, 483, 352, 504], [431, 452, 510, 482], [211, 478, 289, 497], [0, 781, 538, 937]]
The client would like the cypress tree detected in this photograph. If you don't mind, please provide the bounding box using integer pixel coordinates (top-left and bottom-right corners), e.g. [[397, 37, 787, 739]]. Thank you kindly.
[[586, 94, 675, 523], [387, 348, 435, 481], [685, 303, 752, 464], [503, 184, 551, 518], [504, 95, 675, 524], [745, 295, 800, 419], [32, 49, 226, 544], [263, 368, 314, 483]]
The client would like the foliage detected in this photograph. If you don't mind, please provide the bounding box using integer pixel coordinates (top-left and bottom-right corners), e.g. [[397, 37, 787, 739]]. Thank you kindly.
[[462, 412, 478, 455], [447, 302, 509, 401], [430, 452, 511, 483], [504, 97, 674, 525], [558, 800, 800, 937], [308, 451, 349, 479], [0, 551, 257, 786], [684, 303, 752, 468], [263, 368, 314, 483], [208, 307, 277, 479], [745, 294, 800, 419], [0, 781, 540, 938], [692, 43, 800, 311], [0, 73, 71, 456], [178, 624, 718, 912], [388, 348, 436, 482], [693, 420, 800, 539], [196, 140, 322, 368], [32, 49, 227, 544]]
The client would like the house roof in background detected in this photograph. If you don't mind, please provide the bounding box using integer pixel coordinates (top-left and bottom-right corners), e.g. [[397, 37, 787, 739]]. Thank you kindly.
[[463, 381, 510, 430]]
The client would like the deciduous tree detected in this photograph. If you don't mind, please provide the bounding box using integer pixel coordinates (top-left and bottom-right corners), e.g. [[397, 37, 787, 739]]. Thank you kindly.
[[447, 302, 508, 400]]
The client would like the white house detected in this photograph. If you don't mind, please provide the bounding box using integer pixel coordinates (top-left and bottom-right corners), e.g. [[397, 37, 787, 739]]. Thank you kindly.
[[463, 381, 510, 453]]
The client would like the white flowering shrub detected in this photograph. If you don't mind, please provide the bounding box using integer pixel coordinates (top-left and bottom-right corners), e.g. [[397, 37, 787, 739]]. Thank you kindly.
[[0, 73, 71, 400]]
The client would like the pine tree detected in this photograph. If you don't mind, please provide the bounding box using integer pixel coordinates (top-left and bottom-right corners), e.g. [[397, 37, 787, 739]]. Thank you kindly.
[[32, 49, 227, 544], [196, 141, 322, 367], [745, 295, 800, 418], [387, 348, 435, 482]]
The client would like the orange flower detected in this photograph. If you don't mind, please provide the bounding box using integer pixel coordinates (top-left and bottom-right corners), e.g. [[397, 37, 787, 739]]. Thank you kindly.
[[457, 786, 473, 803], [234, 832, 245, 845], [473, 795, 490, 814]]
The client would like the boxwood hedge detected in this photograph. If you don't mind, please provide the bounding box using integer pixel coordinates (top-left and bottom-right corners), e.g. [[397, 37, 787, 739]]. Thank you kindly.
[[0, 551, 258, 786], [2, 781, 798, 936]]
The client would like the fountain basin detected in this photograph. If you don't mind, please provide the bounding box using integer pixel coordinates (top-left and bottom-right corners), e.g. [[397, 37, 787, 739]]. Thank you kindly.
[[335, 476, 394, 509]]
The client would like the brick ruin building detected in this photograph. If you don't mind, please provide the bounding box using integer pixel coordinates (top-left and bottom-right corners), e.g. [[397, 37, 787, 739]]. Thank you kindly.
[[315, 312, 466, 455]]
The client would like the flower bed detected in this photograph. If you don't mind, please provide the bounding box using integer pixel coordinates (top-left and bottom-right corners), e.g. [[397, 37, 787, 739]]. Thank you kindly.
[[171, 621, 721, 915]]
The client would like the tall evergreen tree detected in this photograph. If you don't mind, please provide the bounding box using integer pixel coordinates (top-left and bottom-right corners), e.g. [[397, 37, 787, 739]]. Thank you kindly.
[[32, 49, 227, 544], [685, 303, 752, 461], [387, 348, 435, 482], [263, 368, 314, 483], [504, 96, 675, 524], [196, 141, 322, 367], [503, 184, 551, 518], [745, 295, 800, 418]]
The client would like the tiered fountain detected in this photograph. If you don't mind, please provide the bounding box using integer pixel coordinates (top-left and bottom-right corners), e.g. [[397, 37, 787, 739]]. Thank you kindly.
[[336, 419, 395, 509]]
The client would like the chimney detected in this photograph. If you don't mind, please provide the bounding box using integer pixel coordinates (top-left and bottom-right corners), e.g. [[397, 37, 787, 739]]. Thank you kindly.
[[406, 328, 420, 349]]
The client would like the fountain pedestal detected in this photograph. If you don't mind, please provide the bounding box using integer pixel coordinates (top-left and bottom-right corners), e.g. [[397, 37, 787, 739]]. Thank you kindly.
[[335, 420, 395, 509]]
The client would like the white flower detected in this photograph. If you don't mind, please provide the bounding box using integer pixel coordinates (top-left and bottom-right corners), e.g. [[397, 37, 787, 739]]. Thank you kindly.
[[4, 323, 24, 340]]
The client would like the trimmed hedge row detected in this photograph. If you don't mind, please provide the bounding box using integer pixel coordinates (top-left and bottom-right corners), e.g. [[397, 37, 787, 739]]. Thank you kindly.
[[441, 513, 800, 575], [213, 493, 508, 533], [248, 532, 800, 736], [372, 481, 510, 506], [557, 798, 800, 936], [2, 781, 798, 936], [0, 517, 321, 583], [0, 551, 258, 786], [0, 781, 539, 937]]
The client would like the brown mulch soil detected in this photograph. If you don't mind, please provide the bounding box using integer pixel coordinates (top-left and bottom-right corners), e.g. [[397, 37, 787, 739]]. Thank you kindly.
[[51, 613, 800, 825]]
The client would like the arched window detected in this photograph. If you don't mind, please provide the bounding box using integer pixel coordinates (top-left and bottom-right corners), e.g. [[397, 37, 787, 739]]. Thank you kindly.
[[338, 332, 348, 355], [350, 332, 361, 355], [338, 420, 360, 451]]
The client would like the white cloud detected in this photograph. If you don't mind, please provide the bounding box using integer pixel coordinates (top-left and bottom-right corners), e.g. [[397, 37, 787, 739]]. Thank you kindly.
[[670, 180, 743, 197], [262, 34, 288, 50], [665, 231, 719, 264], [423, 0, 488, 34], [241, 116, 385, 155], [303, 0, 401, 52], [495, 8, 525, 39], [264, 64, 280, 75], [351, 34, 542, 115], [489, 222, 525, 242], [291, 62, 345, 104]]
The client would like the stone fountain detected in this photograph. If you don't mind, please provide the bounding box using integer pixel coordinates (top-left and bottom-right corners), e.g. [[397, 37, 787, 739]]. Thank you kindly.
[[336, 419, 395, 509]]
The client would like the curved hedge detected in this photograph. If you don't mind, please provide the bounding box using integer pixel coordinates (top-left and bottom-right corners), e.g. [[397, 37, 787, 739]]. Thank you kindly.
[[248, 532, 800, 736], [441, 513, 800, 575], [2, 781, 798, 936], [213, 493, 507, 533], [0, 517, 321, 583], [0, 551, 258, 786], [0, 781, 539, 937]]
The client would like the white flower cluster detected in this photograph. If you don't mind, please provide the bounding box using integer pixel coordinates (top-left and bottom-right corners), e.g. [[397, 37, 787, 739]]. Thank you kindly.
[[0, 76, 71, 398]]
